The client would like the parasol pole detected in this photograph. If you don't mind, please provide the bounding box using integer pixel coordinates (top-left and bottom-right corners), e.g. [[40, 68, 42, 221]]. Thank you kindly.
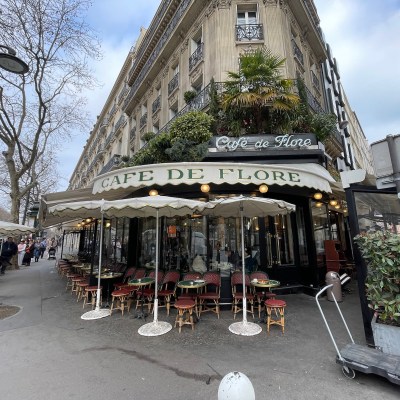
[[240, 204, 247, 323], [81, 200, 110, 320], [153, 209, 159, 322]]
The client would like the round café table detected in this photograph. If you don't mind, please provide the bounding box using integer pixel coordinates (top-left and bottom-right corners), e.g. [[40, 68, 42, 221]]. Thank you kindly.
[[250, 279, 280, 322], [95, 272, 123, 307], [128, 277, 155, 320], [176, 280, 207, 318]]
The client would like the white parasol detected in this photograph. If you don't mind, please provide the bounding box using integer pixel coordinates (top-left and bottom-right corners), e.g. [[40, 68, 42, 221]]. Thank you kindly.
[[203, 195, 296, 336], [102, 196, 209, 336]]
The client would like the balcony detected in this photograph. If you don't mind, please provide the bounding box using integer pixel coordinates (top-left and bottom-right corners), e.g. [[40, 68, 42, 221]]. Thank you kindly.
[[304, 85, 324, 114], [130, 127, 136, 143], [189, 43, 204, 71], [292, 40, 304, 66], [152, 95, 161, 114], [140, 113, 148, 129], [117, 86, 129, 104], [109, 103, 117, 118], [99, 117, 109, 133], [114, 115, 126, 133], [99, 154, 121, 175], [235, 24, 264, 42], [311, 71, 320, 92], [156, 81, 224, 137], [168, 73, 179, 95]]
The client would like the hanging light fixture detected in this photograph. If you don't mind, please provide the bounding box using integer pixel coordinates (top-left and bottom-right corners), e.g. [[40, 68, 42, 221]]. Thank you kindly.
[[86, 218, 92, 223], [329, 199, 338, 206], [334, 203, 341, 209], [149, 189, 159, 196], [259, 184, 268, 193], [200, 184, 210, 193], [315, 202, 323, 208], [313, 192, 323, 200]]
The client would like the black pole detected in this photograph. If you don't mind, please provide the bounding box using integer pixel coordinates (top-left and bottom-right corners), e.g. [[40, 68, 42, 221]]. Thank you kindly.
[[345, 186, 374, 345], [60, 229, 65, 259], [89, 220, 99, 285]]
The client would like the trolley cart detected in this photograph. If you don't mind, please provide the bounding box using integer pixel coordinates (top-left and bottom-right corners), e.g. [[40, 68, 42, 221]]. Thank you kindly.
[[316, 284, 400, 385]]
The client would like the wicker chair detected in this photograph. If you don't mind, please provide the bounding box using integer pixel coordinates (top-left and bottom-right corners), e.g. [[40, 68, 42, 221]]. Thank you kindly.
[[231, 271, 254, 319], [250, 271, 277, 318], [198, 271, 221, 319], [157, 270, 181, 316]]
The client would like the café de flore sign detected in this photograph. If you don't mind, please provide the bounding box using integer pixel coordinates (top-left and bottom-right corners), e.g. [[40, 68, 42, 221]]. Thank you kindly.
[[209, 134, 317, 152], [92, 161, 334, 195]]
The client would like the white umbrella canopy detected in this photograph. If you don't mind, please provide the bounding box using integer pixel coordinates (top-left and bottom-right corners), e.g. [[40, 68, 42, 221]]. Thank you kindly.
[[102, 196, 208, 218], [102, 195, 209, 337], [47, 200, 105, 222], [203, 195, 296, 336], [0, 220, 36, 235], [204, 195, 296, 218]]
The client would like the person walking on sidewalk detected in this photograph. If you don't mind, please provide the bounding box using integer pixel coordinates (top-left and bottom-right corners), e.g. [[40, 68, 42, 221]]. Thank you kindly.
[[22, 240, 35, 267], [33, 239, 41, 262], [1, 237, 18, 274], [18, 239, 26, 266], [39, 239, 47, 259]]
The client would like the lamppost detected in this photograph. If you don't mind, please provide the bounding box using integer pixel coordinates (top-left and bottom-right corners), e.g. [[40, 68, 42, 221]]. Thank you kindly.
[[0, 45, 29, 74]]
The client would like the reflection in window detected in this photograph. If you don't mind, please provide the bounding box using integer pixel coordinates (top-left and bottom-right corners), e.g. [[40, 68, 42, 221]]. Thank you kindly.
[[296, 208, 308, 266]]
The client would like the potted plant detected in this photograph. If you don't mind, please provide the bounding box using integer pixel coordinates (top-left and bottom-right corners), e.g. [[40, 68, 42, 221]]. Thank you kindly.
[[354, 230, 400, 355]]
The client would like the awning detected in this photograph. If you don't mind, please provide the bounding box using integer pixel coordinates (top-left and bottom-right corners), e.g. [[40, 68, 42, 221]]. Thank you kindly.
[[92, 162, 334, 195]]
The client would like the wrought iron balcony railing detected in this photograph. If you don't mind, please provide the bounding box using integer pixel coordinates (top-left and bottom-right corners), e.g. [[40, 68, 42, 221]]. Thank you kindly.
[[304, 85, 324, 114], [130, 126, 136, 142], [140, 113, 148, 128], [189, 43, 204, 71], [168, 73, 179, 95], [99, 154, 121, 175], [235, 24, 264, 41], [114, 115, 126, 133], [152, 95, 161, 114], [292, 39, 304, 66], [311, 70, 320, 92]]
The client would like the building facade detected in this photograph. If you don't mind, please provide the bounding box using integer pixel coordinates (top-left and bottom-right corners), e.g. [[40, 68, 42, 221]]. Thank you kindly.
[[64, 0, 373, 290]]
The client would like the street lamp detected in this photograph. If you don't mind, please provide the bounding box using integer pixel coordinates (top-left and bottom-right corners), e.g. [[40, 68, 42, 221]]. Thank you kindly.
[[0, 45, 29, 75]]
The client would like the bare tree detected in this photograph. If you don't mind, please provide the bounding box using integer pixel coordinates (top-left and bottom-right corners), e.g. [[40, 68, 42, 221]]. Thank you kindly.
[[0, 0, 101, 223]]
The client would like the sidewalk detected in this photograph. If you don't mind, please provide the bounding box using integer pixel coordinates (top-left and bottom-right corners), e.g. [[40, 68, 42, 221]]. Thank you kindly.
[[0, 258, 399, 400]]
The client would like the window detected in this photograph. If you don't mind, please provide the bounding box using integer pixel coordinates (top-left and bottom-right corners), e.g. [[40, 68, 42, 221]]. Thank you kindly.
[[236, 4, 263, 41], [237, 4, 258, 25]]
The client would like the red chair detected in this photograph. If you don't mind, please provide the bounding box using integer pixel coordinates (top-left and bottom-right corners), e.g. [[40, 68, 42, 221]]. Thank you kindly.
[[135, 270, 165, 312], [231, 271, 254, 319], [113, 267, 136, 290], [250, 271, 277, 318], [198, 271, 221, 319], [158, 270, 181, 316]]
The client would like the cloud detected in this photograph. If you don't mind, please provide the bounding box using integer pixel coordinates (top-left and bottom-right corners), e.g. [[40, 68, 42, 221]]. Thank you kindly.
[[314, 0, 400, 144]]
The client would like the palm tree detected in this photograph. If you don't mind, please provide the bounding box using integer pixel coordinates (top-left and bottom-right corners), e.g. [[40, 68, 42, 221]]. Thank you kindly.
[[222, 47, 299, 134]]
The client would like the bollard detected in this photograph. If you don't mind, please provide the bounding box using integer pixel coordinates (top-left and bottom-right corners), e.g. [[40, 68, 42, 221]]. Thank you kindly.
[[218, 371, 255, 400]]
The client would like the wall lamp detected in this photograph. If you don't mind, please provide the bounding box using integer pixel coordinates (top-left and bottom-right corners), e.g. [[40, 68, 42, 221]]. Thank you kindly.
[[313, 192, 323, 200], [149, 189, 159, 196], [200, 184, 210, 193], [259, 184, 269, 193]]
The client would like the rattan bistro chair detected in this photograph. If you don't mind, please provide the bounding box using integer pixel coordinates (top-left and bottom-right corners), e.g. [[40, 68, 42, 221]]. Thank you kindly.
[[198, 271, 221, 319], [157, 270, 181, 316], [250, 271, 277, 318]]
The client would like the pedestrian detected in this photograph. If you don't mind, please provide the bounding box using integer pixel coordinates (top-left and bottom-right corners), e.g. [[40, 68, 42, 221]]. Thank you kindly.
[[18, 239, 26, 266], [22, 240, 35, 267], [39, 238, 47, 258], [1, 236, 18, 274], [33, 239, 41, 262]]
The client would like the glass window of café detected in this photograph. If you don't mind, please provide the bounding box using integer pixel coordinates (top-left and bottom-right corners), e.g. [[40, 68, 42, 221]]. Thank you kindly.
[[136, 211, 296, 276]]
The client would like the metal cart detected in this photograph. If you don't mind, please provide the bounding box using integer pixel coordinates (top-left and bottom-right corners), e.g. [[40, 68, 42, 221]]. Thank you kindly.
[[316, 284, 400, 385]]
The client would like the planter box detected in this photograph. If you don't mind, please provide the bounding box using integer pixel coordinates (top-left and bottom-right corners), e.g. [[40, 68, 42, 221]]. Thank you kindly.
[[371, 313, 400, 356]]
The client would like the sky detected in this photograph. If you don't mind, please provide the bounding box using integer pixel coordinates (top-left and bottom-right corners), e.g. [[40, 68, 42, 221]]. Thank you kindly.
[[59, 0, 400, 190]]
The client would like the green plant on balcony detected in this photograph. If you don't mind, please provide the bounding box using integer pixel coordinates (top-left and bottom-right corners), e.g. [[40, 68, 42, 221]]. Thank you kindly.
[[183, 90, 197, 104], [222, 46, 299, 134], [291, 78, 337, 142], [354, 230, 400, 327], [169, 110, 214, 144]]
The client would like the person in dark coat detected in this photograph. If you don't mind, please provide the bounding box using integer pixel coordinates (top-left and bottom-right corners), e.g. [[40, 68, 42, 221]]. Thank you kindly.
[[22, 240, 35, 266], [1, 237, 18, 274]]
